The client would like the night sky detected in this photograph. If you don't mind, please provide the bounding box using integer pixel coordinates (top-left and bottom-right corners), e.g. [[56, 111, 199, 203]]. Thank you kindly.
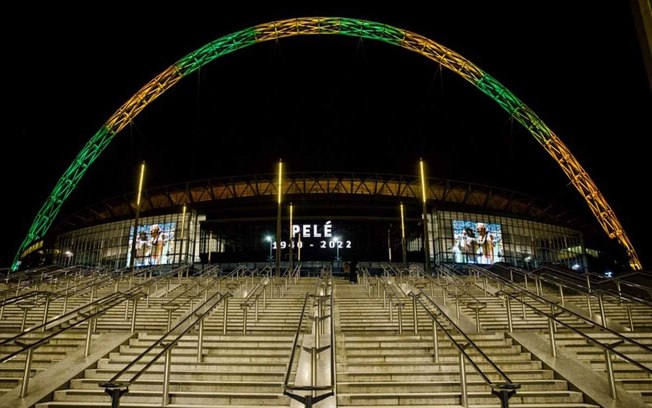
[[3, 3, 650, 269]]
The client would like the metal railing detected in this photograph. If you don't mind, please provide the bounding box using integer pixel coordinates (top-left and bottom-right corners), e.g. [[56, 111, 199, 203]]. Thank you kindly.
[[100, 289, 232, 407], [376, 275, 406, 333], [409, 289, 520, 408], [283, 274, 335, 407], [417, 268, 487, 333], [480, 264, 652, 332], [0, 289, 141, 397], [0, 265, 184, 397], [240, 276, 271, 333], [160, 267, 221, 331], [475, 266, 652, 400], [537, 265, 652, 302]]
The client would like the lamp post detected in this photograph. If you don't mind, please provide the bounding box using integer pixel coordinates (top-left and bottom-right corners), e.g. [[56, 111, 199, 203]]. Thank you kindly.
[[400, 202, 407, 268], [64, 250, 74, 266], [288, 203, 294, 271], [333, 236, 341, 262], [275, 160, 283, 277], [265, 235, 273, 263], [419, 158, 431, 273], [129, 162, 146, 273]]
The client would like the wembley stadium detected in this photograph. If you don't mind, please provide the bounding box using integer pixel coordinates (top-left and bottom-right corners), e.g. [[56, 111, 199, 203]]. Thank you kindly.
[[2, 9, 651, 408], [19, 170, 598, 274]]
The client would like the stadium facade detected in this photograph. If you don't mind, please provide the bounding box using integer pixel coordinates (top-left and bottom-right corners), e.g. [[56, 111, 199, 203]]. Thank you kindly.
[[21, 172, 590, 272]]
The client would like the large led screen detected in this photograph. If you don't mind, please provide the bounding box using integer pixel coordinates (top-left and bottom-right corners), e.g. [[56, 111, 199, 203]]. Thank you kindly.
[[127, 222, 176, 266], [451, 220, 503, 264]]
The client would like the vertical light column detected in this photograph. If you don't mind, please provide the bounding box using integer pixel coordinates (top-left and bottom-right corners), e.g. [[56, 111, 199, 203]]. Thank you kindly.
[[275, 160, 283, 277], [207, 232, 212, 265], [400, 202, 407, 268], [129, 162, 146, 273], [298, 233, 302, 263], [180, 205, 186, 265], [419, 159, 431, 273], [288, 202, 294, 271], [387, 228, 392, 263]]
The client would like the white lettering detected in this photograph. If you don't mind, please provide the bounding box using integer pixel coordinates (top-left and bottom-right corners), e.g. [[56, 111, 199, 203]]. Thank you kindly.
[[324, 221, 332, 237], [295, 222, 336, 239]]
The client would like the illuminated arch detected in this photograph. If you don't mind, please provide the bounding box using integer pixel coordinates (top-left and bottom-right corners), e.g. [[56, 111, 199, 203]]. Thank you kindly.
[[12, 17, 641, 270]]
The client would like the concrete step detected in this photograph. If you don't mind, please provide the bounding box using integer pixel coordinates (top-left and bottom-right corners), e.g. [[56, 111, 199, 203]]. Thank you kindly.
[[338, 379, 569, 392], [52, 388, 290, 405], [84, 368, 285, 382], [617, 378, 652, 390], [337, 390, 585, 405], [0, 377, 21, 389], [341, 345, 523, 356], [133, 334, 295, 342], [341, 333, 508, 342], [336, 368, 555, 382], [343, 353, 532, 363], [337, 360, 543, 371], [108, 352, 290, 364], [37, 402, 291, 408], [95, 359, 289, 372], [119, 345, 291, 356], [73, 378, 282, 392]]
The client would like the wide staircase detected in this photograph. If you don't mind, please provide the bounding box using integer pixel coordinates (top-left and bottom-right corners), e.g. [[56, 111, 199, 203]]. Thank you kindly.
[[1, 263, 652, 407], [334, 274, 600, 407]]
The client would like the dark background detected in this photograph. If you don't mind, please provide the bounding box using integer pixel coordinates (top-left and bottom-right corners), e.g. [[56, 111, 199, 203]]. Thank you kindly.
[[3, 3, 651, 269]]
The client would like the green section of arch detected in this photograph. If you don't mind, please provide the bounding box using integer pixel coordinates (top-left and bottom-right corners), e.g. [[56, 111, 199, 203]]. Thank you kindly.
[[12, 17, 635, 270], [174, 19, 403, 76]]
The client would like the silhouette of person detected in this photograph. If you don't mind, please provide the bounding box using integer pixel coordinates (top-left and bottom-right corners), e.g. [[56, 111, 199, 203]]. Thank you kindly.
[[349, 258, 358, 283]]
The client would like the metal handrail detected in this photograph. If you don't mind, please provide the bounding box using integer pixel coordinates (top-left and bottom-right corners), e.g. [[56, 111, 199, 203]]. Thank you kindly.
[[161, 268, 220, 309], [410, 290, 519, 406], [383, 264, 400, 275], [499, 286, 652, 399], [259, 264, 273, 277], [0, 290, 58, 309], [0, 265, 88, 299], [477, 267, 652, 358], [328, 277, 336, 399], [377, 276, 407, 334], [0, 290, 136, 355], [434, 266, 487, 308], [537, 270, 652, 308], [283, 275, 335, 406], [541, 265, 652, 297], [414, 290, 516, 384], [380, 276, 405, 306], [536, 273, 652, 307], [227, 264, 247, 278], [100, 289, 232, 406], [241, 277, 270, 308], [435, 266, 486, 304], [0, 286, 146, 398], [485, 264, 652, 325], [283, 293, 312, 388], [3, 265, 72, 286], [0, 265, 180, 350], [288, 263, 301, 285]]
